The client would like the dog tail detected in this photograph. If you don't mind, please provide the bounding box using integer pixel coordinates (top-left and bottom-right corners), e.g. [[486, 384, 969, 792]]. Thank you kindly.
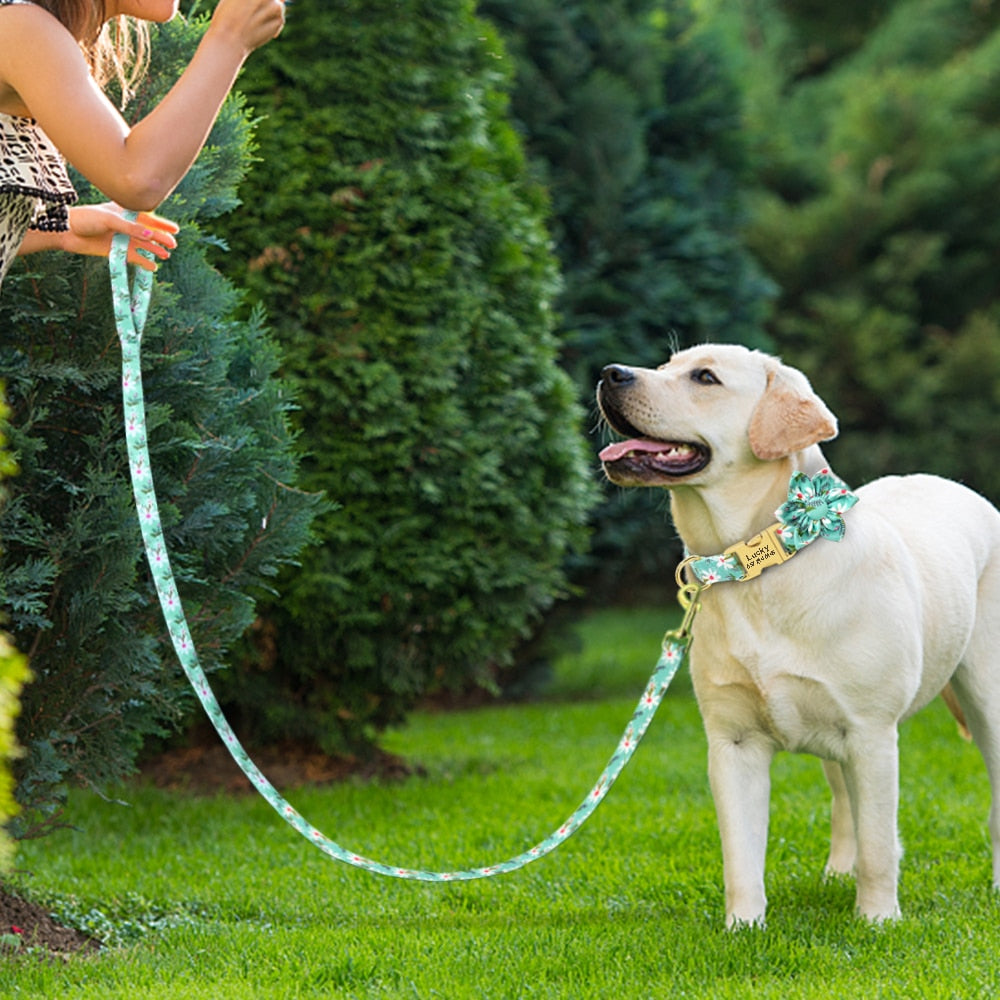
[[940, 682, 972, 742]]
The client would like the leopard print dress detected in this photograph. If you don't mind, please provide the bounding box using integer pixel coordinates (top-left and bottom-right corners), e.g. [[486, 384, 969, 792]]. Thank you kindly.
[[0, 0, 78, 288]]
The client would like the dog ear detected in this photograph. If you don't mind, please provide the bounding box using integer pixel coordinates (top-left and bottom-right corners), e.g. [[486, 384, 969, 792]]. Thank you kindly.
[[748, 366, 838, 460]]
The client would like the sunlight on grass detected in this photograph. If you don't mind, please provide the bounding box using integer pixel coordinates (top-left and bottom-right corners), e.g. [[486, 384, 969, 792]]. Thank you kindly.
[[3, 607, 999, 998]]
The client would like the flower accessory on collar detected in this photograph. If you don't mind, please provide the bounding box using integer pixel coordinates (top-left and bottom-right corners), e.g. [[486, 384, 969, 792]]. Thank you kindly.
[[775, 469, 859, 552]]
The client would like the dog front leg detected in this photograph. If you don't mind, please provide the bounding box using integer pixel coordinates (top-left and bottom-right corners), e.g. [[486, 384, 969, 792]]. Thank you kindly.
[[843, 732, 903, 921], [708, 733, 775, 927]]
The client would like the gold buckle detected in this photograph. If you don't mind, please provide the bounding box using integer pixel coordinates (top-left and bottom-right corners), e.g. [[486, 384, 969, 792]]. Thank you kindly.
[[722, 523, 791, 580]]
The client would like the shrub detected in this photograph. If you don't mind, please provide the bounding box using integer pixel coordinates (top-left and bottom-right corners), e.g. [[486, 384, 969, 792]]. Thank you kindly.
[[0, 632, 27, 868], [211, 0, 597, 752], [0, 401, 29, 868], [0, 17, 319, 837]]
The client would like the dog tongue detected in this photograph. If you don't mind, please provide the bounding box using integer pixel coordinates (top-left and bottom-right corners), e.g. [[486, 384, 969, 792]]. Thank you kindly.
[[599, 439, 668, 462]]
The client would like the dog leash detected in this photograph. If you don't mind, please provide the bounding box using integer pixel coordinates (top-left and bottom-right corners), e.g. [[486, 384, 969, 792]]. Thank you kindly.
[[110, 226, 859, 878], [109, 225, 703, 880]]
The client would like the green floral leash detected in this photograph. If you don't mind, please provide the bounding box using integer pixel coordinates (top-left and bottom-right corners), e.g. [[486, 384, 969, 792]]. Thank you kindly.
[[109, 228, 857, 880]]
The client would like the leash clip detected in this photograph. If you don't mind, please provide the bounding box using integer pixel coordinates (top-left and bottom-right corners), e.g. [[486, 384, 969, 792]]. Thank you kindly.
[[670, 558, 706, 641], [674, 584, 702, 639]]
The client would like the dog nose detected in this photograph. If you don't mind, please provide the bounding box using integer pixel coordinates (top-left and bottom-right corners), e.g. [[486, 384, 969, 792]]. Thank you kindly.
[[600, 364, 636, 389]]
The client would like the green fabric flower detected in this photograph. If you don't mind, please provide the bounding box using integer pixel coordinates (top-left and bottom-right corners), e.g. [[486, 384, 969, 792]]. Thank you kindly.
[[775, 469, 859, 552]]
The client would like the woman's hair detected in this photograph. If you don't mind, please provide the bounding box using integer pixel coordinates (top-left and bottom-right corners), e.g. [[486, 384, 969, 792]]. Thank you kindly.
[[35, 0, 150, 106]]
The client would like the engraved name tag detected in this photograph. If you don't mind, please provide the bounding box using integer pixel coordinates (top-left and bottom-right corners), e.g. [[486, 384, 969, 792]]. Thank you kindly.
[[722, 524, 791, 580]]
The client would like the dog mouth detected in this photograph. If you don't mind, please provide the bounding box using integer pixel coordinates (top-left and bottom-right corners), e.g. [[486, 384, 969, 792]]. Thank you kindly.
[[599, 436, 711, 484], [597, 377, 711, 483]]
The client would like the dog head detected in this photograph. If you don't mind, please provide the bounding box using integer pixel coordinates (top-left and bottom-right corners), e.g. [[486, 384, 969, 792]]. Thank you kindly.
[[596, 344, 837, 488]]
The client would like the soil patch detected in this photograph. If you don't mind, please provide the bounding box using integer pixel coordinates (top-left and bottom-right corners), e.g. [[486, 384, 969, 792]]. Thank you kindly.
[[139, 739, 418, 794], [0, 887, 99, 959]]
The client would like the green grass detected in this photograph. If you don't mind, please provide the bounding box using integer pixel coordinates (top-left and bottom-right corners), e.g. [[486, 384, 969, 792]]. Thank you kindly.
[[3, 606, 1000, 998]]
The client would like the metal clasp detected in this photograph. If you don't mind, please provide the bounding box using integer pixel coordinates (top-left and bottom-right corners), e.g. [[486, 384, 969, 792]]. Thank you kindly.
[[674, 554, 702, 592], [722, 523, 790, 580], [674, 582, 703, 639], [669, 558, 706, 642]]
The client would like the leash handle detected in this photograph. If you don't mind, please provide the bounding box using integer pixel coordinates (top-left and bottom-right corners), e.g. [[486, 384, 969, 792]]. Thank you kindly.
[[110, 226, 691, 880]]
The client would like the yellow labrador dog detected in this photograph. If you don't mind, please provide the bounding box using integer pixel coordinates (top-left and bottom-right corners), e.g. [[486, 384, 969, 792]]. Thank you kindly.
[[596, 343, 1000, 927]]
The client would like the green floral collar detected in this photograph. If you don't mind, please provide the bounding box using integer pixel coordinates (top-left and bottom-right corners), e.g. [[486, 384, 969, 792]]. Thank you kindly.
[[683, 469, 859, 585]]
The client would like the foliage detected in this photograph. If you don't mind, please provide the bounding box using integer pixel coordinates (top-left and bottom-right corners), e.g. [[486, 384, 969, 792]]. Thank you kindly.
[[718, 0, 1000, 500], [0, 17, 318, 837], [0, 635, 25, 871], [0, 404, 29, 870], [477, 0, 777, 590], [210, 0, 596, 752]]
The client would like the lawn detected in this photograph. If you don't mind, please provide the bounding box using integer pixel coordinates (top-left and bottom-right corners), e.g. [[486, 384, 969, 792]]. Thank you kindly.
[[2, 605, 999, 998]]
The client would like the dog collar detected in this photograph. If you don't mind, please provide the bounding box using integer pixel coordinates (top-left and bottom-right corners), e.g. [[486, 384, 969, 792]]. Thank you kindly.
[[681, 469, 859, 585]]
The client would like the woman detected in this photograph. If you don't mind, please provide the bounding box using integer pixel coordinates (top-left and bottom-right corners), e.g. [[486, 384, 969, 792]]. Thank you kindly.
[[0, 0, 285, 287]]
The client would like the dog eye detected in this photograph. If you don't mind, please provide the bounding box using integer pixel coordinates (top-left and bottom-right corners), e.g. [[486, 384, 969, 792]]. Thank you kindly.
[[690, 368, 721, 386]]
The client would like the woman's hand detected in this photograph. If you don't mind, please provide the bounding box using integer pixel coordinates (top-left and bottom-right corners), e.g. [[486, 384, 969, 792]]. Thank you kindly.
[[209, 0, 287, 57], [63, 203, 179, 271]]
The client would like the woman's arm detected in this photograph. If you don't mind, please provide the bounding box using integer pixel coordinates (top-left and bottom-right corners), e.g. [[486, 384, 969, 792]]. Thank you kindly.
[[0, 0, 284, 210]]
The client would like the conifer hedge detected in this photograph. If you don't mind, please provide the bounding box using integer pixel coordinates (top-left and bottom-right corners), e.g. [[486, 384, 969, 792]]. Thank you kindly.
[[0, 18, 318, 836], [213, 0, 596, 752]]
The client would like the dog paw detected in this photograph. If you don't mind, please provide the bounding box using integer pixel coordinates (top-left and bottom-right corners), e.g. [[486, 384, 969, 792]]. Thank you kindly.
[[856, 902, 901, 923], [822, 862, 855, 882], [725, 911, 767, 930]]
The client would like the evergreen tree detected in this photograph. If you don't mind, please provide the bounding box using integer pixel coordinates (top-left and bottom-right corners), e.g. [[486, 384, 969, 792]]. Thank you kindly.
[[0, 18, 319, 837], [716, 0, 1000, 500], [210, 0, 597, 752], [477, 0, 776, 591]]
